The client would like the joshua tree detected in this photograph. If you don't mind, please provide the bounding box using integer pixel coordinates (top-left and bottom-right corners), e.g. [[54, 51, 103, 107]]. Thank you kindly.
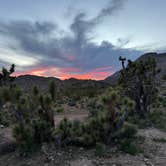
[[49, 80, 56, 100], [119, 56, 126, 70], [0, 64, 15, 86], [119, 56, 160, 116]]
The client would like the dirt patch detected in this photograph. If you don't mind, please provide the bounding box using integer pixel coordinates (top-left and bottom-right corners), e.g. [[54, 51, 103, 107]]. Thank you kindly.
[[54, 110, 88, 126], [0, 128, 16, 155]]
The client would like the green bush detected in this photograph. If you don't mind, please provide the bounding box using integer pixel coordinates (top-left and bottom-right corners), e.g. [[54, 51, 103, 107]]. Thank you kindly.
[[95, 143, 106, 156], [33, 119, 53, 144], [81, 133, 94, 146], [148, 110, 166, 131], [56, 107, 64, 113], [13, 124, 37, 154], [57, 118, 72, 144], [120, 139, 140, 155], [0, 110, 10, 126], [121, 123, 137, 139], [72, 119, 82, 137]]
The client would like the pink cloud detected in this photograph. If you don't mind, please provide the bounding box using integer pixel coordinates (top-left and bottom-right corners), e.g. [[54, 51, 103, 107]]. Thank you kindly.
[[14, 65, 114, 80]]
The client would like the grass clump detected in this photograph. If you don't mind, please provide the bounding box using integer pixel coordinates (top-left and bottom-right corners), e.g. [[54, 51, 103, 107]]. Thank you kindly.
[[120, 139, 141, 155], [117, 122, 142, 155], [95, 143, 106, 157]]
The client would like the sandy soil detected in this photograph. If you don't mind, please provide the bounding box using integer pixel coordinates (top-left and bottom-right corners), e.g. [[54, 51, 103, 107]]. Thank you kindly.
[[54, 110, 88, 126]]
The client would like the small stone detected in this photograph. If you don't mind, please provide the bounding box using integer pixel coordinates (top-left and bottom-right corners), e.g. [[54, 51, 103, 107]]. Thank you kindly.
[[57, 152, 62, 156], [49, 156, 54, 161], [0, 124, 4, 128], [80, 147, 84, 151], [144, 158, 149, 162]]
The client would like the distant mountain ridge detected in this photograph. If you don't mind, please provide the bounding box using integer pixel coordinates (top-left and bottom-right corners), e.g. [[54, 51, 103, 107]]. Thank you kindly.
[[15, 75, 62, 91], [15, 52, 166, 90], [15, 74, 110, 91], [104, 52, 166, 84]]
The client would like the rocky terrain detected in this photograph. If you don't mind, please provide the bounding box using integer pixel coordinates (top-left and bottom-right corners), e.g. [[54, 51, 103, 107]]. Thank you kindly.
[[0, 127, 166, 166]]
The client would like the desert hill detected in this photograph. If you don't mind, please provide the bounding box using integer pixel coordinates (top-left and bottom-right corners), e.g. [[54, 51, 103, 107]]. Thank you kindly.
[[104, 52, 166, 84]]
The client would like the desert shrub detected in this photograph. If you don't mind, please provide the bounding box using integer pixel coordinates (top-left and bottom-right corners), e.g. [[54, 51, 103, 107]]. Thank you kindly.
[[55, 118, 73, 146], [113, 122, 140, 155], [87, 98, 103, 117], [13, 124, 37, 154], [0, 110, 10, 126], [120, 123, 137, 139], [0, 85, 22, 104], [148, 110, 166, 131], [95, 143, 106, 156], [71, 119, 82, 137], [13, 109, 54, 154], [13, 114, 54, 154], [82, 115, 107, 145], [81, 133, 94, 147], [54, 88, 136, 147], [0, 65, 56, 154], [11, 92, 55, 154], [101, 88, 135, 144], [33, 119, 53, 144], [0, 87, 10, 102], [56, 107, 64, 113], [157, 96, 166, 108], [120, 139, 141, 155]]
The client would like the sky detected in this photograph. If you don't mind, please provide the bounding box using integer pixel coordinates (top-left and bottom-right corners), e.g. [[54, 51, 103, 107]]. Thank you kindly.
[[0, 0, 166, 80]]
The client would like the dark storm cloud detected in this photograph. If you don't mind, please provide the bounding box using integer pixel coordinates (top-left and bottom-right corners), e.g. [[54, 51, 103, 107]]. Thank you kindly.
[[94, 0, 126, 22], [0, 0, 141, 74], [70, 0, 126, 43]]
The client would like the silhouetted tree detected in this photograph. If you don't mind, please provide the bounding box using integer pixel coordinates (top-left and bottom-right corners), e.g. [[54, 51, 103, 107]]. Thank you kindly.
[[0, 64, 15, 86], [119, 56, 160, 116]]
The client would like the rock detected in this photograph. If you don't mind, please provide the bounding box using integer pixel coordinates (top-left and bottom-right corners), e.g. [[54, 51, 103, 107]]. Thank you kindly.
[[68, 101, 76, 107], [57, 152, 62, 156], [80, 147, 84, 151], [144, 158, 154, 166], [0, 124, 5, 128]]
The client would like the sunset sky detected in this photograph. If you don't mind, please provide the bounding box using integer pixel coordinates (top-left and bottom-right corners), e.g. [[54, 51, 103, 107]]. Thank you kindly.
[[0, 0, 166, 80]]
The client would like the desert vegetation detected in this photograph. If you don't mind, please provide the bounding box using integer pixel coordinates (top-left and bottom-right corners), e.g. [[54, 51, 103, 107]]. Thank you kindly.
[[0, 56, 166, 165]]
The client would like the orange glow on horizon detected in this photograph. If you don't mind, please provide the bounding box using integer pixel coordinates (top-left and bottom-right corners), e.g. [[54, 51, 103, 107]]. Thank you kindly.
[[14, 66, 114, 80]]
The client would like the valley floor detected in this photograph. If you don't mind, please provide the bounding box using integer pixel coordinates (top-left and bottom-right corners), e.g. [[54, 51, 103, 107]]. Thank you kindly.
[[0, 127, 166, 166]]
